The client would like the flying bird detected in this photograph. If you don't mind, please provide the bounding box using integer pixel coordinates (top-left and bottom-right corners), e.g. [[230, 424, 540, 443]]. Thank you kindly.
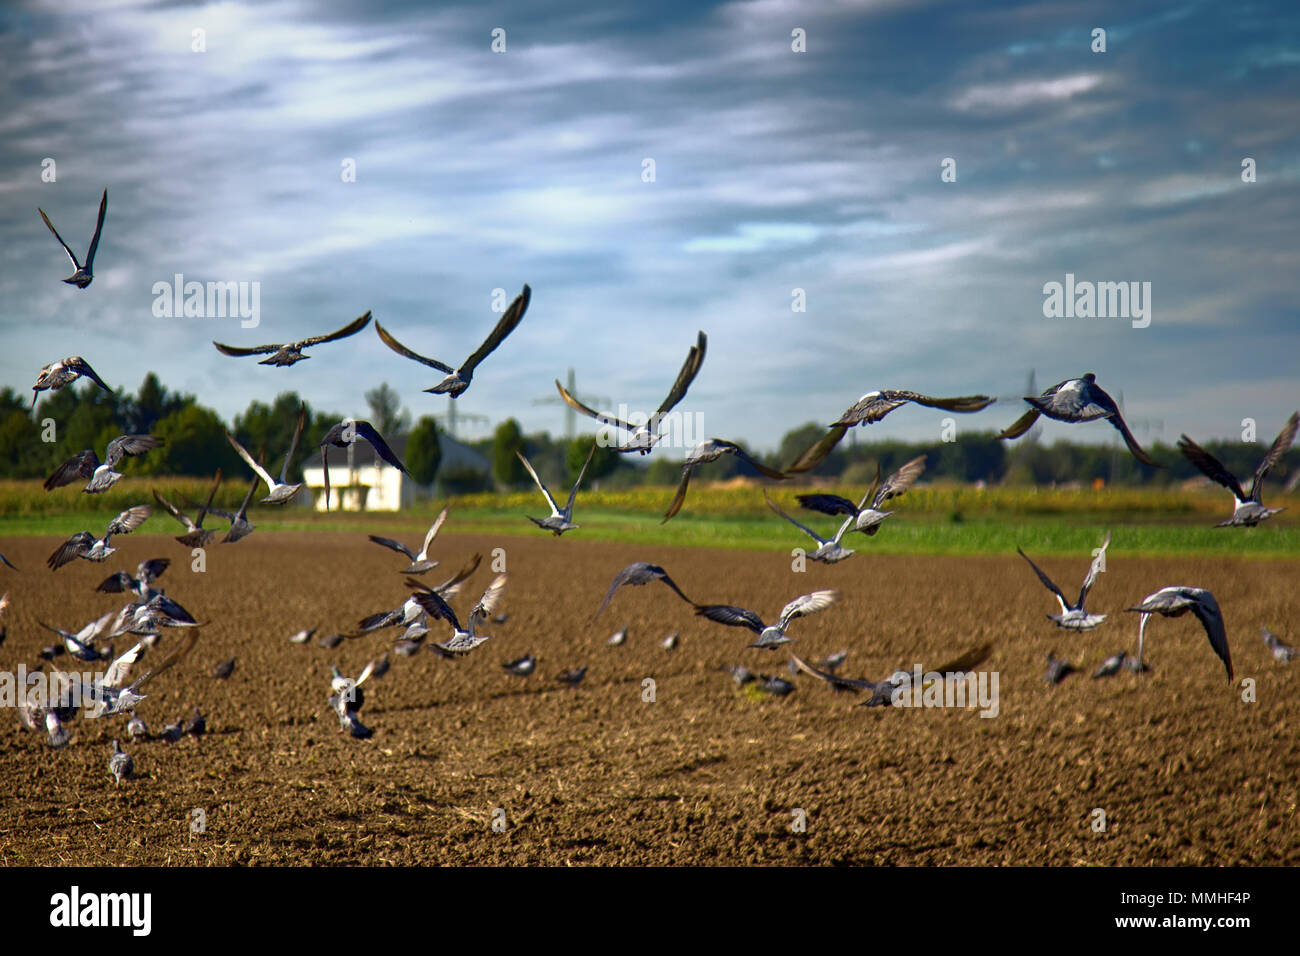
[[38, 188, 107, 288], [47, 506, 152, 570], [1126, 586, 1233, 681], [212, 311, 372, 366], [318, 419, 410, 510], [1017, 533, 1111, 630], [662, 439, 788, 523], [37, 613, 115, 661], [517, 444, 595, 535], [226, 405, 307, 504], [797, 455, 927, 535], [764, 492, 856, 563], [1177, 411, 1299, 526], [997, 373, 1159, 467], [44, 435, 164, 493], [206, 474, 260, 543], [374, 284, 531, 396], [593, 562, 694, 619], [833, 389, 994, 427], [96, 558, 170, 601], [1261, 626, 1295, 663], [1092, 651, 1128, 678], [32, 356, 111, 407], [153, 471, 223, 546], [412, 573, 508, 654], [695, 590, 838, 649], [791, 643, 993, 706], [368, 506, 448, 574], [557, 331, 707, 454], [67, 629, 200, 719]]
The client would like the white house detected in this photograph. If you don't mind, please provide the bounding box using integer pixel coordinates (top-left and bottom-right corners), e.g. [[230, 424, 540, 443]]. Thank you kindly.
[[300, 434, 488, 511]]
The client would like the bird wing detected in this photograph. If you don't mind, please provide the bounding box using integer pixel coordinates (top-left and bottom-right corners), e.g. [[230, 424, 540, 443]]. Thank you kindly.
[[103, 641, 145, 689], [1078, 532, 1111, 607], [193, 469, 222, 527], [368, 536, 417, 561], [901, 390, 995, 414], [1249, 411, 1300, 500], [789, 653, 874, 692], [104, 434, 163, 469], [997, 408, 1042, 440], [47, 532, 94, 570], [420, 506, 450, 558], [778, 590, 838, 629], [131, 629, 201, 691], [654, 331, 708, 418], [555, 379, 636, 432], [296, 311, 373, 349], [723, 441, 787, 480], [1189, 593, 1233, 681], [1108, 407, 1160, 467], [354, 421, 410, 474], [139, 558, 170, 582], [764, 492, 828, 545], [411, 587, 463, 633], [68, 356, 111, 392], [44, 450, 98, 490], [661, 465, 695, 524], [373, 320, 454, 373], [212, 340, 281, 357], [1017, 548, 1069, 607], [783, 425, 848, 474], [225, 432, 276, 489], [432, 552, 481, 595], [38, 207, 83, 269], [84, 189, 108, 271], [832, 392, 909, 426], [929, 642, 994, 676], [874, 455, 926, 507], [279, 405, 308, 483], [565, 443, 597, 515], [470, 573, 508, 627], [694, 603, 765, 635], [460, 285, 531, 374], [794, 493, 859, 518], [1177, 435, 1243, 499], [516, 450, 560, 514], [107, 505, 152, 537]]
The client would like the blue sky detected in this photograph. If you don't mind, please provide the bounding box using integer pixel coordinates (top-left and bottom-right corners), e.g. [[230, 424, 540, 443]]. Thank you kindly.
[[1, 0, 1297, 454]]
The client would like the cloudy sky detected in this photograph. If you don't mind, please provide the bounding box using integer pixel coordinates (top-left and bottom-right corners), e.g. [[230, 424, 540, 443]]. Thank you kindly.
[[1, 0, 1296, 455]]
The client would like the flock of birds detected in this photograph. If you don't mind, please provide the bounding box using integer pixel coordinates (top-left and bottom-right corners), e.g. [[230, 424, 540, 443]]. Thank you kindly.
[[4, 189, 1298, 786]]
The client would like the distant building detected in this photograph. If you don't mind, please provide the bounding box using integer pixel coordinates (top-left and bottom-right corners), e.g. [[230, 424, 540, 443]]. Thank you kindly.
[[300, 434, 489, 511]]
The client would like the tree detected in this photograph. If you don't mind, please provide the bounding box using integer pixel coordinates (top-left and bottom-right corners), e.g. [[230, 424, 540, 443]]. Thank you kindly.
[[406, 416, 442, 486], [364, 383, 410, 437], [491, 418, 526, 486], [147, 404, 238, 476]]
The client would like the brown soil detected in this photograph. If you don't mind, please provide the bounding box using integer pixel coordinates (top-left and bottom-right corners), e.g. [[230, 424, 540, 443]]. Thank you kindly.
[[1, 531, 1296, 865]]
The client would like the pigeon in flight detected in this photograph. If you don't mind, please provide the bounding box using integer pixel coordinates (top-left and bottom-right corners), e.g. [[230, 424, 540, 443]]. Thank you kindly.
[[1125, 586, 1232, 681], [593, 562, 694, 619], [318, 419, 410, 510], [790, 643, 992, 706], [374, 284, 531, 397], [557, 331, 707, 454], [662, 438, 788, 523], [47, 505, 152, 570], [226, 404, 307, 504], [997, 373, 1159, 467], [797, 455, 927, 536], [1261, 626, 1295, 663], [832, 389, 994, 428], [764, 492, 856, 563], [32, 356, 111, 407], [205, 474, 260, 543], [1177, 411, 1299, 526], [96, 558, 170, 601], [38, 188, 107, 288], [44, 435, 164, 493], [37, 613, 115, 662], [69, 630, 200, 719], [213, 311, 372, 366], [1017, 533, 1111, 630], [368, 506, 449, 573], [413, 574, 507, 654], [153, 471, 223, 546], [695, 590, 837, 649], [517, 444, 595, 535]]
